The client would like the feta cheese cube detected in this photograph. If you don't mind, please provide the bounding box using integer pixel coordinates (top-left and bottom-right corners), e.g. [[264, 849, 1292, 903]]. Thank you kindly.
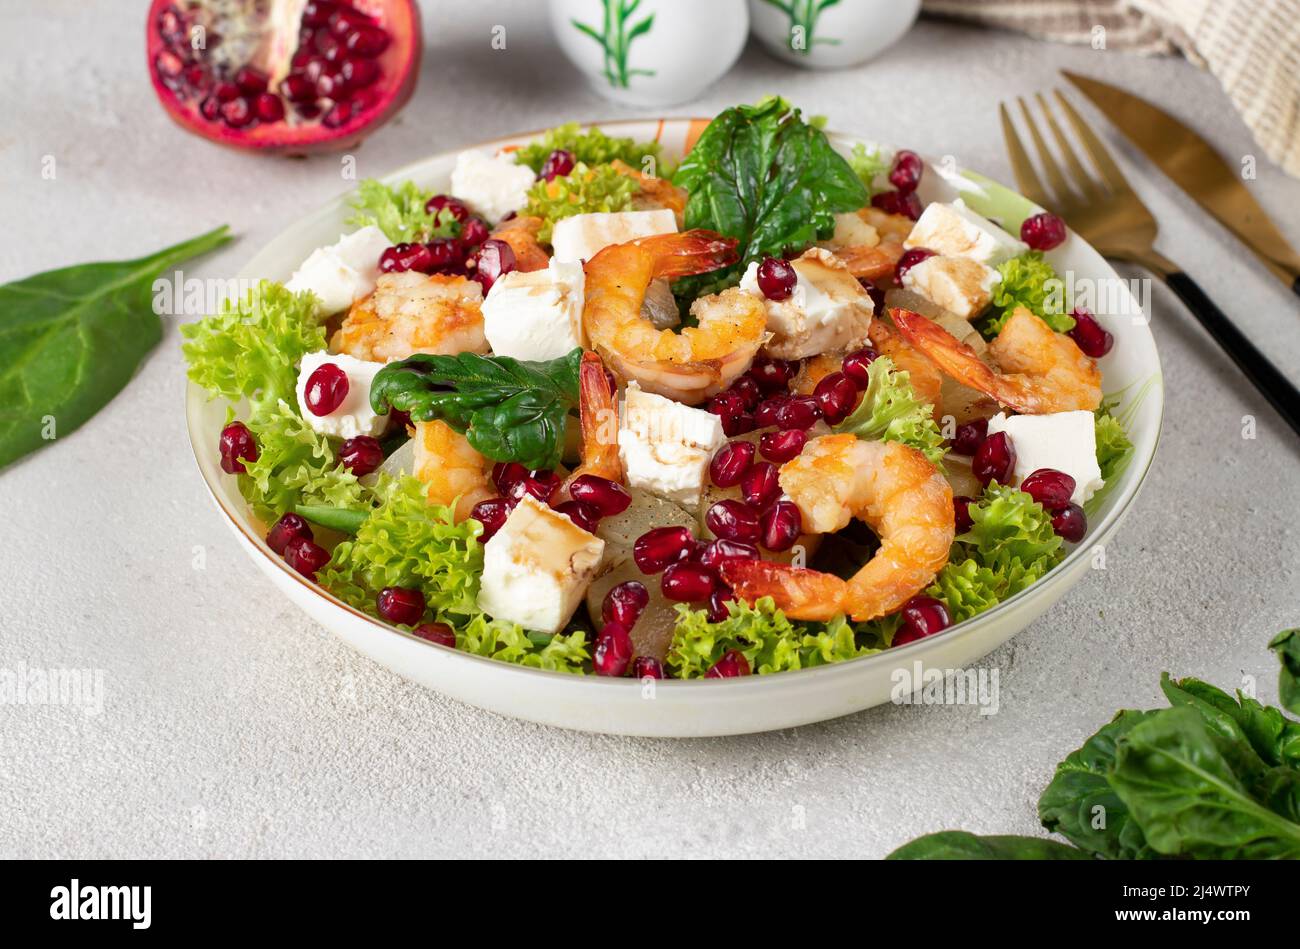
[[901, 254, 1000, 320], [986, 410, 1104, 504], [738, 248, 874, 359], [619, 383, 725, 513], [285, 225, 390, 314], [294, 351, 391, 440], [550, 209, 678, 264], [905, 201, 1027, 267], [827, 210, 881, 249], [449, 149, 537, 223], [476, 495, 606, 634], [482, 258, 586, 361]]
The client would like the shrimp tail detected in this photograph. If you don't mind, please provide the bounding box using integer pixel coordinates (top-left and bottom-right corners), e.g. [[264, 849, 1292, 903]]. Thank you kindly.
[[720, 559, 847, 623], [633, 230, 739, 280], [892, 307, 1022, 409], [561, 351, 624, 499]]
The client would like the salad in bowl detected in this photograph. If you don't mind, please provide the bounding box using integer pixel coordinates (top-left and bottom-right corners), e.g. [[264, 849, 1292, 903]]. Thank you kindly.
[[184, 98, 1137, 685]]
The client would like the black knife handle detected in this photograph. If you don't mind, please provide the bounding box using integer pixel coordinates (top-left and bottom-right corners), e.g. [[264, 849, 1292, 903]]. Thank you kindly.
[[1165, 271, 1300, 437]]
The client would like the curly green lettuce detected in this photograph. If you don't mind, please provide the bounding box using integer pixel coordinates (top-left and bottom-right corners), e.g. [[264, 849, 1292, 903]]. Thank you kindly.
[[238, 400, 366, 522], [1095, 398, 1133, 482], [835, 356, 945, 463], [848, 143, 890, 195], [346, 178, 461, 244], [319, 476, 483, 621], [522, 162, 639, 243], [984, 251, 1075, 336], [667, 597, 879, 678], [456, 614, 591, 675], [181, 281, 325, 417], [928, 482, 1065, 622], [512, 122, 662, 175]]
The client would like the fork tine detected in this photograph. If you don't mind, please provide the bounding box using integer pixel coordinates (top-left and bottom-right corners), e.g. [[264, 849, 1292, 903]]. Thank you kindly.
[[999, 102, 1050, 208], [1018, 97, 1076, 206], [1036, 92, 1104, 202], [1053, 90, 1132, 194]]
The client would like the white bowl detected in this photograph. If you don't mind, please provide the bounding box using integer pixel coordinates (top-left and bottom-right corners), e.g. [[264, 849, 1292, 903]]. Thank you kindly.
[[748, 0, 920, 69], [186, 119, 1163, 737]]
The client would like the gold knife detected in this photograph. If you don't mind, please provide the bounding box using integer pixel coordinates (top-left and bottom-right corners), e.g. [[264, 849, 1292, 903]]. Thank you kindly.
[[1063, 69, 1300, 295]]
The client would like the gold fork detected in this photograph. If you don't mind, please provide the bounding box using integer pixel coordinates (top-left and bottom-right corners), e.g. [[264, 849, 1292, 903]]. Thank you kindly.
[[1000, 91, 1300, 437]]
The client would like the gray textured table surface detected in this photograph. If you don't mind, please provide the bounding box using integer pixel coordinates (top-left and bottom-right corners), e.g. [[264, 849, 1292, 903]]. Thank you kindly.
[[3, 1, 1298, 859]]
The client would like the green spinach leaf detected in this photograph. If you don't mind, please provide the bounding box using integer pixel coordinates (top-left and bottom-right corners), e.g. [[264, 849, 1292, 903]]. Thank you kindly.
[[886, 831, 1093, 860], [1161, 672, 1300, 770], [0, 226, 231, 468], [370, 348, 583, 470], [1270, 628, 1300, 716]]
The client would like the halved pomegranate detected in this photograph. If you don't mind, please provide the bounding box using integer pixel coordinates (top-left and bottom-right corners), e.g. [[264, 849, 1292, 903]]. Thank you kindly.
[[147, 0, 421, 155]]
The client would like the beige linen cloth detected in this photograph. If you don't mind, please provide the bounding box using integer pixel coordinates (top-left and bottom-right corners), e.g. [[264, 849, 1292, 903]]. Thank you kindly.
[[923, 0, 1300, 177]]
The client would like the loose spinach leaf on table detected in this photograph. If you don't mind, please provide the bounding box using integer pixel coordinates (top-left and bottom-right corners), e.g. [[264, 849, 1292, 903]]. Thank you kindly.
[[887, 831, 1094, 860], [671, 96, 867, 299], [1271, 629, 1300, 716], [0, 226, 231, 469], [370, 348, 582, 471], [1160, 672, 1300, 770]]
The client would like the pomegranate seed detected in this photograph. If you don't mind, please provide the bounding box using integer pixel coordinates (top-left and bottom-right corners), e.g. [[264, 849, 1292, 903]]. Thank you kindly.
[[740, 462, 781, 509], [379, 242, 436, 274], [412, 622, 456, 647], [304, 362, 349, 416], [345, 24, 390, 57], [953, 496, 975, 534], [775, 395, 820, 431], [753, 396, 787, 429], [340, 56, 380, 90], [316, 28, 344, 60], [705, 650, 751, 678], [1020, 212, 1067, 251], [252, 92, 285, 122], [895, 247, 935, 282], [697, 539, 760, 572], [470, 238, 516, 293], [972, 431, 1016, 485], [339, 435, 383, 476], [894, 595, 952, 645], [213, 81, 240, 102], [888, 149, 924, 194], [707, 588, 735, 622], [813, 372, 859, 424], [760, 499, 802, 551], [841, 347, 879, 388], [426, 194, 471, 222], [199, 96, 221, 120], [508, 470, 560, 504], [706, 499, 761, 544], [553, 499, 600, 533], [662, 562, 717, 601], [708, 389, 746, 422], [157, 4, 186, 44], [218, 421, 258, 474], [760, 428, 807, 463], [267, 513, 312, 555], [280, 74, 314, 102], [424, 237, 464, 272], [219, 96, 254, 128], [1020, 468, 1076, 512], [871, 189, 923, 220], [302, 0, 337, 27], [1067, 307, 1114, 358], [633, 526, 696, 574], [1052, 503, 1087, 542], [748, 356, 797, 392], [631, 656, 664, 679], [710, 441, 756, 488], [322, 101, 353, 128], [593, 622, 634, 676], [951, 417, 989, 455], [857, 277, 885, 314], [459, 217, 490, 248], [603, 581, 650, 627], [756, 257, 798, 301], [721, 412, 755, 437], [234, 66, 268, 95], [728, 376, 763, 410], [470, 497, 514, 540], [283, 537, 331, 580], [539, 149, 577, 182], [329, 7, 374, 37], [377, 586, 426, 626], [569, 474, 631, 516], [491, 461, 529, 494], [154, 49, 186, 82]]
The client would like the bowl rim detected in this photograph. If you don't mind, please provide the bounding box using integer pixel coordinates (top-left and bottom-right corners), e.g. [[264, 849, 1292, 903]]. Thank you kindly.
[[185, 116, 1164, 692]]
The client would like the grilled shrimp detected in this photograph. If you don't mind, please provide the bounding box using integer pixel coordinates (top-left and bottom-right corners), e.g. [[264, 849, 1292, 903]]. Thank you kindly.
[[490, 214, 550, 273], [412, 419, 494, 522], [821, 207, 912, 281], [721, 434, 954, 622], [332, 272, 487, 362], [582, 230, 767, 404], [611, 159, 687, 222], [867, 318, 945, 414], [559, 352, 624, 500], [893, 307, 1102, 414]]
